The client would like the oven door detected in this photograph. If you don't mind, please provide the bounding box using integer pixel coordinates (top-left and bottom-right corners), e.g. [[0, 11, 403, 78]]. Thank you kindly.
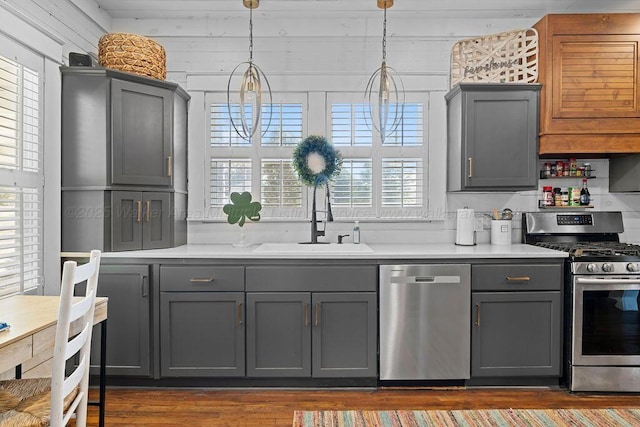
[[573, 276, 640, 366]]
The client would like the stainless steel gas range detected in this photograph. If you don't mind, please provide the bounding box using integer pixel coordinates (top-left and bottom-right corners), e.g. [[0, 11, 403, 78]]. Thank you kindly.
[[523, 211, 640, 392]]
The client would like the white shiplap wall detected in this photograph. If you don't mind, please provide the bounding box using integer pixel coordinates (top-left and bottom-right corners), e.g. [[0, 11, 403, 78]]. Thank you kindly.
[[3, 1, 640, 258]]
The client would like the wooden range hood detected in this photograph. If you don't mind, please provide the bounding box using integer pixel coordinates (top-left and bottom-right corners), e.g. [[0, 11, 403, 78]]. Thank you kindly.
[[534, 13, 640, 156]]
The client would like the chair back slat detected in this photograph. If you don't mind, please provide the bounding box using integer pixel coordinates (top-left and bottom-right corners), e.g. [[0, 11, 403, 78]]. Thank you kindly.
[[68, 289, 95, 324], [65, 322, 91, 359]]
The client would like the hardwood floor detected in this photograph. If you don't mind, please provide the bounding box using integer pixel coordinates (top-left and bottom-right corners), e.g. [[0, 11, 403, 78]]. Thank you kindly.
[[83, 387, 640, 426]]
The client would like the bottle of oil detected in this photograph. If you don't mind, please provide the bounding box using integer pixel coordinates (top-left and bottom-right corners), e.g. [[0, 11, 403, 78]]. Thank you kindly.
[[580, 179, 590, 206]]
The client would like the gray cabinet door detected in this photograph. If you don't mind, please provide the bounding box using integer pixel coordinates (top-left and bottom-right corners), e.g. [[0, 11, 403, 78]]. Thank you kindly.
[[464, 88, 538, 189], [111, 191, 143, 251], [246, 293, 311, 377], [312, 293, 377, 378], [160, 292, 245, 377], [112, 191, 171, 251], [471, 291, 561, 377], [90, 265, 151, 377], [111, 79, 172, 187], [142, 192, 171, 249]]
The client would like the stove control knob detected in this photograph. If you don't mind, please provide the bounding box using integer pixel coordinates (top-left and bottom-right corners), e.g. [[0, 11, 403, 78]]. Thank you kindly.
[[627, 263, 640, 272], [602, 263, 615, 273], [586, 263, 598, 273]]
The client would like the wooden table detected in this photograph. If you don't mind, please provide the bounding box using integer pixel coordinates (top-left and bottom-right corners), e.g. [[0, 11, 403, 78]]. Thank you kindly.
[[0, 295, 108, 427]]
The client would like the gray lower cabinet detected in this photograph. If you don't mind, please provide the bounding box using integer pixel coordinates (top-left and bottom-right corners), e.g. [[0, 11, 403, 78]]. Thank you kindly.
[[246, 292, 311, 377], [246, 291, 377, 378], [161, 292, 245, 377], [471, 291, 561, 377], [112, 191, 171, 251], [160, 266, 245, 377], [245, 265, 378, 379], [471, 263, 563, 379], [311, 292, 377, 378], [90, 264, 152, 377], [446, 83, 541, 191]]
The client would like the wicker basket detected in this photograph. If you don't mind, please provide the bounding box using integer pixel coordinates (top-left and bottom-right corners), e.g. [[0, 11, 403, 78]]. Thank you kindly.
[[98, 33, 166, 80]]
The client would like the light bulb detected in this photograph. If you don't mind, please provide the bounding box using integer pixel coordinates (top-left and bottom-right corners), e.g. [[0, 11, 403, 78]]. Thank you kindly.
[[246, 80, 256, 101]]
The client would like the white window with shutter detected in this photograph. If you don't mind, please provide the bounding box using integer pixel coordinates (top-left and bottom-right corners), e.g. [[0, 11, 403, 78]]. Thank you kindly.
[[0, 45, 43, 297], [327, 92, 428, 219], [205, 91, 427, 221], [206, 93, 308, 219]]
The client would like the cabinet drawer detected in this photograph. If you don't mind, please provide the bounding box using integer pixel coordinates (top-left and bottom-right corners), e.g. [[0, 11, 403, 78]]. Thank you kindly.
[[472, 264, 562, 291], [246, 266, 376, 292], [161, 266, 244, 292]]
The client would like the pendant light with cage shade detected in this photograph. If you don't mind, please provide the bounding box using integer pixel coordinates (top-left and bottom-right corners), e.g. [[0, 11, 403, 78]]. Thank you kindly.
[[364, 0, 405, 143], [227, 0, 272, 141]]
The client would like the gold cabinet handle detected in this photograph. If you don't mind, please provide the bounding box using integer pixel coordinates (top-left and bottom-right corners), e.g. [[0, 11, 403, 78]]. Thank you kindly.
[[304, 303, 310, 327], [145, 200, 151, 222], [136, 200, 142, 222], [468, 157, 473, 178], [506, 276, 531, 282], [167, 156, 172, 177], [475, 303, 481, 326], [237, 302, 243, 325], [189, 277, 215, 283], [314, 303, 320, 327]]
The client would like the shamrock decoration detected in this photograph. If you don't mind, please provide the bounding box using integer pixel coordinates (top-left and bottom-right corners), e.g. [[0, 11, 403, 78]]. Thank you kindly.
[[223, 192, 262, 227]]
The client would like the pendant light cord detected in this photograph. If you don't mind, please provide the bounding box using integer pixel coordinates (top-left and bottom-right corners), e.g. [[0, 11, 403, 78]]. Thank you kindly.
[[382, 6, 387, 62], [248, 6, 254, 63]]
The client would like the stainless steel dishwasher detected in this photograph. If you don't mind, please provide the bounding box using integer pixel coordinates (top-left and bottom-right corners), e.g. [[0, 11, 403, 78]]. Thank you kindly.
[[380, 264, 471, 381]]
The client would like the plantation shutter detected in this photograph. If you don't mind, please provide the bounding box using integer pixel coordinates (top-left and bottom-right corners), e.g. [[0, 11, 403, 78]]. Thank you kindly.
[[0, 50, 43, 296]]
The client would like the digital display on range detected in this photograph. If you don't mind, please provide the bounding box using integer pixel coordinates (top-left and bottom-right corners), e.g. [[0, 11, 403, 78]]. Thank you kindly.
[[557, 214, 593, 225]]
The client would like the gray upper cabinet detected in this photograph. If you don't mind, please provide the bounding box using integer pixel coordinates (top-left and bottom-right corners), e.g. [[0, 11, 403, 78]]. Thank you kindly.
[[111, 79, 172, 187], [61, 66, 189, 252], [447, 83, 541, 191]]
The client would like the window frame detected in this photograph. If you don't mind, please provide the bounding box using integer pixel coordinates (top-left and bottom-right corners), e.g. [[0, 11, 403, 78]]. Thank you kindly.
[[326, 92, 429, 219], [205, 92, 309, 220], [203, 90, 430, 222]]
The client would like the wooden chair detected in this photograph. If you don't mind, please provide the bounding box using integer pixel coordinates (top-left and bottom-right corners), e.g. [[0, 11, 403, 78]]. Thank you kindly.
[[0, 250, 101, 427]]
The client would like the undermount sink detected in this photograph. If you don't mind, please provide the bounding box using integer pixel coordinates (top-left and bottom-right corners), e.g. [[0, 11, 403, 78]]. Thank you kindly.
[[253, 242, 373, 254]]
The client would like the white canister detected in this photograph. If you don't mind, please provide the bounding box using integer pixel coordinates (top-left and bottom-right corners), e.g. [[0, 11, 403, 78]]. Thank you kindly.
[[491, 220, 512, 245], [456, 208, 476, 246]]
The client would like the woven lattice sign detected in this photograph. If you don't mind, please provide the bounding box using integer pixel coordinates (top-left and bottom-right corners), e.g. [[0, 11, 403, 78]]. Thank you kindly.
[[450, 28, 538, 88]]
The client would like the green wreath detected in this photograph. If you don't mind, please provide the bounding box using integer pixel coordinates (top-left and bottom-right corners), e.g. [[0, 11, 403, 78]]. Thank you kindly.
[[292, 135, 342, 186]]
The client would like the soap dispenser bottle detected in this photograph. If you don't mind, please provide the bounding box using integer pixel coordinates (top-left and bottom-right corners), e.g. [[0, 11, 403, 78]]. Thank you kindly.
[[353, 221, 360, 244]]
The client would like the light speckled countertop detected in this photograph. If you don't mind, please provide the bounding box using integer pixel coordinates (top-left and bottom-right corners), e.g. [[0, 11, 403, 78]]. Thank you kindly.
[[72, 243, 568, 260]]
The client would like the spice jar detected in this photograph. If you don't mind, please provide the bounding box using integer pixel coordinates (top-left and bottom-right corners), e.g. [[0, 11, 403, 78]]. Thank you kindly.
[[542, 186, 554, 206], [561, 191, 569, 206], [553, 188, 562, 206]]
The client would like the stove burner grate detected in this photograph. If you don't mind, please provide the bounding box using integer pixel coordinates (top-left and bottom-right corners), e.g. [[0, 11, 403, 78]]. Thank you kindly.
[[535, 241, 640, 258]]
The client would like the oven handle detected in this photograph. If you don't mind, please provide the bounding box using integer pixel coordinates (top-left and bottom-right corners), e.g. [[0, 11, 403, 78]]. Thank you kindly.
[[575, 277, 640, 286]]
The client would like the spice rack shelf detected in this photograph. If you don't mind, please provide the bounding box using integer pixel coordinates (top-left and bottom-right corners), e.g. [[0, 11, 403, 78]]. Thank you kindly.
[[540, 175, 596, 180], [537, 200, 594, 209]]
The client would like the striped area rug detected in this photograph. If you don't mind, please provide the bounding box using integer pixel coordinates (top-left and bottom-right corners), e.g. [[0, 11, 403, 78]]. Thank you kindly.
[[293, 408, 640, 426]]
